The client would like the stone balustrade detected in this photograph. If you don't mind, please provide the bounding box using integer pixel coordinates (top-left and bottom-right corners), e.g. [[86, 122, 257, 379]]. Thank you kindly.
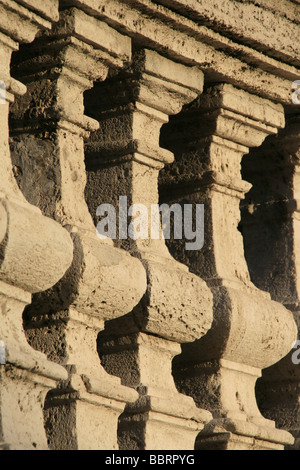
[[0, 0, 299, 451]]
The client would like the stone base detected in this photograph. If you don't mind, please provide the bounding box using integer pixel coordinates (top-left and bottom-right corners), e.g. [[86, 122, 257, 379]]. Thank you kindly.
[[0, 365, 60, 450], [119, 411, 202, 450], [196, 418, 295, 451], [45, 395, 125, 450], [118, 389, 212, 450], [44, 371, 138, 450]]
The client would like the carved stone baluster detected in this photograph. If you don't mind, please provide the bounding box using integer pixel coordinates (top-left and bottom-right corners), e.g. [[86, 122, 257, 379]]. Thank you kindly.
[[0, 1, 74, 450], [84, 48, 214, 450], [241, 110, 300, 449], [9, 6, 147, 450], [159, 83, 297, 450]]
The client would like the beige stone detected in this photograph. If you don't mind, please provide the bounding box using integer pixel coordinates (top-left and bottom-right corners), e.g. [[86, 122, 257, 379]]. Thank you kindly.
[[72, 0, 299, 104], [241, 110, 300, 449], [0, 0, 299, 451], [9, 5, 147, 450], [85, 48, 214, 450], [159, 83, 297, 450], [0, 0, 74, 450]]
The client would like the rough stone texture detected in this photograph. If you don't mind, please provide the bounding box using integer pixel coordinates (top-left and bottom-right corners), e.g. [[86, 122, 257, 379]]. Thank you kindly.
[[0, 0, 74, 450], [159, 83, 297, 450], [65, 0, 299, 104], [85, 48, 214, 450], [156, 0, 300, 65], [9, 4, 146, 450], [241, 110, 300, 449], [0, 0, 299, 451]]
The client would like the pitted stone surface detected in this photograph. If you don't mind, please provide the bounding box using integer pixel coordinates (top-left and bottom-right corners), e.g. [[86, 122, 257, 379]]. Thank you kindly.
[[0, 0, 299, 451]]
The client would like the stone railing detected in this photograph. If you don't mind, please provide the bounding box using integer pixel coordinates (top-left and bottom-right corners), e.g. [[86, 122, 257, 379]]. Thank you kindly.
[[0, 0, 299, 451]]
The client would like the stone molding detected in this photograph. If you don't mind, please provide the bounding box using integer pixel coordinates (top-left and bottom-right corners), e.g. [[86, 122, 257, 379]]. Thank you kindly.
[[0, 0, 299, 451]]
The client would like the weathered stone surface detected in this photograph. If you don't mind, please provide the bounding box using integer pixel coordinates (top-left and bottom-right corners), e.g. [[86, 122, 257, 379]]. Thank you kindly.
[[101, 333, 212, 450], [0, 0, 53, 43], [85, 48, 213, 449], [66, 0, 300, 105], [0, 0, 299, 452], [156, 0, 300, 65], [159, 83, 297, 450], [241, 111, 300, 449], [196, 417, 293, 450], [9, 5, 146, 450], [0, 0, 74, 451]]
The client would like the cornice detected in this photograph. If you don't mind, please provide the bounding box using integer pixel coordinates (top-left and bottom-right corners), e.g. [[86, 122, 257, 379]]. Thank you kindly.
[[61, 0, 300, 105]]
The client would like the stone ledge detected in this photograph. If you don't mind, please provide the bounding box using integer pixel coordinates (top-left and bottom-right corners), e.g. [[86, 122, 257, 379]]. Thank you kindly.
[[14, 0, 59, 22]]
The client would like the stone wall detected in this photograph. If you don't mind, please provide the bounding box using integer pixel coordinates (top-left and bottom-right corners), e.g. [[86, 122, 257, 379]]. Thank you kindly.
[[0, 0, 299, 450]]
